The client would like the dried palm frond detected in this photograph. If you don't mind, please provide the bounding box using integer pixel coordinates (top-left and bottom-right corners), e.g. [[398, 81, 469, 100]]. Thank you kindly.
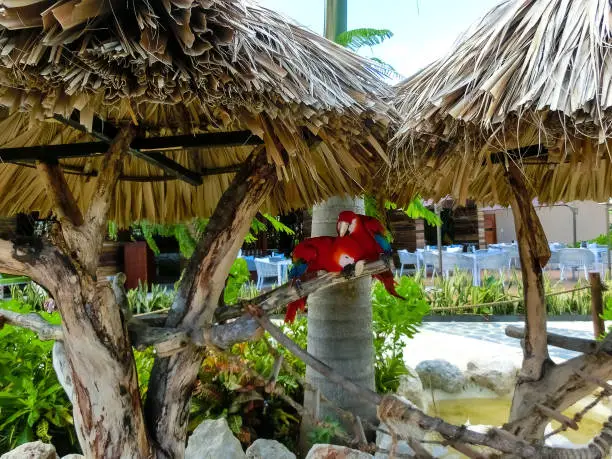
[[0, 0, 398, 225], [391, 0, 612, 207]]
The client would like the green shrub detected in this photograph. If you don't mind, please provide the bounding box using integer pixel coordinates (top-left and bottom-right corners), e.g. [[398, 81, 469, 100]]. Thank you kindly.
[[372, 276, 430, 393], [0, 301, 76, 455], [126, 281, 175, 315]]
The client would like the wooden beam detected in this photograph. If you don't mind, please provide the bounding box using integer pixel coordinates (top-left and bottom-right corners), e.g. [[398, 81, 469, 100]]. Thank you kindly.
[[54, 113, 203, 186], [505, 325, 598, 354], [132, 131, 263, 151], [0, 142, 108, 161], [488, 145, 548, 165]]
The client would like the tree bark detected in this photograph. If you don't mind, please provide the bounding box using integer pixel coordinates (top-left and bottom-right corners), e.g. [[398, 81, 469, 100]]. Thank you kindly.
[[506, 162, 553, 440], [145, 147, 277, 458], [35, 125, 155, 458], [301, 196, 376, 451]]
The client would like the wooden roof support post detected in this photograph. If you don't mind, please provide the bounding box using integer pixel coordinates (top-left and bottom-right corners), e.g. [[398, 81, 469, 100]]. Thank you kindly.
[[505, 160, 553, 439]]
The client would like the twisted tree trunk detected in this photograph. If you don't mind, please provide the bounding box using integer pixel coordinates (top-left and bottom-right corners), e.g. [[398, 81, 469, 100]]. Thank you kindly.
[[505, 162, 553, 440], [145, 147, 277, 458], [22, 125, 155, 458]]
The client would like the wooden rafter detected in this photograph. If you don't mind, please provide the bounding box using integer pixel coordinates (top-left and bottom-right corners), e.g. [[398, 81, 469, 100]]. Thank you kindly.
[[54, 113, 203, 186]]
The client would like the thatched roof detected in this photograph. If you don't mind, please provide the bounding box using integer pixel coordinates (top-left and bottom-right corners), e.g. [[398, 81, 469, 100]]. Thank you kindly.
[[0, 0, 395, 226], [392, 0, 612, 207]]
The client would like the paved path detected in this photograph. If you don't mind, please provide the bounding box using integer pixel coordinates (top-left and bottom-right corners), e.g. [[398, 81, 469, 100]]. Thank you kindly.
[[404, 320, 610, 370]]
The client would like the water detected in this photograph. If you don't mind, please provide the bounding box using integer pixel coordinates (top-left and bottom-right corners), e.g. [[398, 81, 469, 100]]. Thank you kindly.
[[429, 397, 605, 452]]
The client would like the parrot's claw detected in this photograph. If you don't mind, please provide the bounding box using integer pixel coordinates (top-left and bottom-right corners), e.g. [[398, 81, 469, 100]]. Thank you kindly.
[[354, 260, 366, 277], [294, 279, 304, 296], [341, 263, 356, 278]]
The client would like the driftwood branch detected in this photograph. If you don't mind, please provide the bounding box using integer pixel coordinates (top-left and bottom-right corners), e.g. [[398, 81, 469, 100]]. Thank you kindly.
[[133, 260, 390, 350], [214, 260, 389, 323], [252, 308, 612, 458], [506, 326, 598, 354], [0, 307, 62, 340]]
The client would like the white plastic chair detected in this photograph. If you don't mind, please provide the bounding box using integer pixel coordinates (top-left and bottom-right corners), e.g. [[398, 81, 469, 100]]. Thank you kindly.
[[559, 249, 596, 281], [422, 251, 441, 274], [397, 250, 418, 276], [477, 252, 509, 285], [254, 258, 277, 290], [442, 252, 473, 277]]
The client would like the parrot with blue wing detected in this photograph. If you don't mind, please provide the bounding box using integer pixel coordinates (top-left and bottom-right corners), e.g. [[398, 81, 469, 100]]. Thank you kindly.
[[336, 211, 404, 300], [285, 235, 365, 322]]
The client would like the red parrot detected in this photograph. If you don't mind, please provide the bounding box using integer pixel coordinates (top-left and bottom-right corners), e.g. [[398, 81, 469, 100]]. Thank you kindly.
[[285, 235, 365, 322], [336, 211, 404, 300]]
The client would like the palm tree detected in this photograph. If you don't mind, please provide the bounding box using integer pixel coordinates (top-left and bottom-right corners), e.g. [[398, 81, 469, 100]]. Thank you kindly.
[[300, 5, 394, 449]]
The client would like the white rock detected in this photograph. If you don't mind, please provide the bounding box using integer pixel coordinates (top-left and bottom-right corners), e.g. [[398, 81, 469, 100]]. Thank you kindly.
[[415, 360, 465, 393], [185, 418, 246, 459], [305, 444, 372, 459], [246, 439, 295, 459], [396, 367, 428, 411], [61, 455, 84, 459], [0, 441, 58, 459], [375, 424, 415, 458], [466, 359, 518, 395]]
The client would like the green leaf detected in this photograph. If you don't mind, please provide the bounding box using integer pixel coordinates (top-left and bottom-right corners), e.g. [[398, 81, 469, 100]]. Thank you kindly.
[[335, 28, 393, 51], [403, 197, 441, 226]]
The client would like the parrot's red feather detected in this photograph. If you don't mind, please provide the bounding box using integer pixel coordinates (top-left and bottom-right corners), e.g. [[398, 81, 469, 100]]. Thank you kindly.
[[285, 297, 307, 323], [373, 271, 405, 300]]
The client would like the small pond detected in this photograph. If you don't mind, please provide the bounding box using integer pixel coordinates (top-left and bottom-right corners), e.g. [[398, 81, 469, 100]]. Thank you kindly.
[[428, 397, 607, 456]]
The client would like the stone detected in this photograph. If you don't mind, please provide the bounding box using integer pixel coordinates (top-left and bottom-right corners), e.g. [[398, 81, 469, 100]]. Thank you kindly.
[[0, 441, 57, 459], [375, 423, 415, 458], [396, 367, 427, 411], [61, 456, 84, 459], [466, 358, 518, 395], [185, 418, 246, 459], [305, 444, 372, 459], [246, 439, 295, 459], [415, 360, 465, 393]]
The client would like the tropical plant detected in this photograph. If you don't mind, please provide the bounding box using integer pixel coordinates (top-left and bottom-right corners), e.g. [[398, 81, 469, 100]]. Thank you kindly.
[[0, 301, 76, 455], [126, 281, 175, 315], [335, 28, 400, 79], [126, 214, 294, 259], [364, 195, 441, 231], [8, 283, 49, 311], [371, 276, 430, 393]]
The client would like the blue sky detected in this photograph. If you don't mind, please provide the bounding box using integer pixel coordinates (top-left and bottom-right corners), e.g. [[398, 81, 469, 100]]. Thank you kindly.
[[258, 0, 501, 78]]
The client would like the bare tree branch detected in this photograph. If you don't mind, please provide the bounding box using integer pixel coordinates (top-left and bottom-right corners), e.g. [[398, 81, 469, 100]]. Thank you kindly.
[[0, 307, 62, 340], [146, 146, 277, 458], [37, 160, 84, 227], [252, 309, 612, 458]]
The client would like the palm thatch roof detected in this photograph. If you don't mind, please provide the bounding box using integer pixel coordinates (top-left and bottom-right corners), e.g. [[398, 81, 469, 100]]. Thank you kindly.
[[392, 0, 612, 207], [0, 0, 395, 226]]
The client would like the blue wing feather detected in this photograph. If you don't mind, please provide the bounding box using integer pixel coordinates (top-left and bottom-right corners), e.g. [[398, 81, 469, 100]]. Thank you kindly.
[[374, 233, 393, 255], [289, 261, 308, 280]]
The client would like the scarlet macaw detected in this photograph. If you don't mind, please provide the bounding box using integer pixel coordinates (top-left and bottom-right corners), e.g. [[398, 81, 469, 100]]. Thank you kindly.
[[336, 211, 404, 300], [285, 235, 365, 322]]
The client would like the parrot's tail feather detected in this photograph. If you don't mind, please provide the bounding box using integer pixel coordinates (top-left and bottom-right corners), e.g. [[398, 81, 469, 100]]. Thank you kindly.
[[373, 271, 405, 300], [285, 297, 308, 323]]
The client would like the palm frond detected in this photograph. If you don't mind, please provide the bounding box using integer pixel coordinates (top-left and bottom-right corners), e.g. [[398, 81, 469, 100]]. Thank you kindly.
[[335, 28, 393, 51], [402, 198, 441, 226]]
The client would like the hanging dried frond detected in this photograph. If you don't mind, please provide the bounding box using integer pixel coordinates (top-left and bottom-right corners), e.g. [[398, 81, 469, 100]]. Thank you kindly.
[[0, 0, 397, 225], [391, 0, 612, 207]]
